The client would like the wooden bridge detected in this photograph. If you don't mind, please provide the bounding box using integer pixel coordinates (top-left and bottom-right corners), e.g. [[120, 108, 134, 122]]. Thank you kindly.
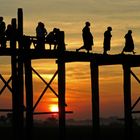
[[0, 8, 140, 140]]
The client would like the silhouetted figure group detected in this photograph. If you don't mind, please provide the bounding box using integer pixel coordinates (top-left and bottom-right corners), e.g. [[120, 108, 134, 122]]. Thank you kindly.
[[0, 17, 136, 54], [35, 22, 62, 50], [76, 21, 135, 55], [103, 27, 135, 55], [0, 17, 18, 48], [0, 17, 63, 50]]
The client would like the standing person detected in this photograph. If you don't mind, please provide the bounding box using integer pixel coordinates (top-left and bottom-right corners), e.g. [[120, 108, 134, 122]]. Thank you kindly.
[[6, 24, 18, 48], [121, 30, 135, 54], [76, 21, 93, 53], [5, 24, 14, 48], [103, 26, 112, 54], [36, 22, 47, 50], [0, 17, 6, 48]]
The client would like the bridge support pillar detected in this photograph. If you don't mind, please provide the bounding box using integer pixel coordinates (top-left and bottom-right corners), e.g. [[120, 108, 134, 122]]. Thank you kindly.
[[90, 62, 100, 140], [123, 65, 133, 140], [58, 58, 66, 140], [11, 14, 24, 140], [24, 50, 33, 140]]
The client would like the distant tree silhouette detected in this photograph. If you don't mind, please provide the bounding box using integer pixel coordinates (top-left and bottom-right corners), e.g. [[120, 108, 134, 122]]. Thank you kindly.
[[44, 116, 58, 126], [76, 21, 93, 53], [103, 26, 112, 55]]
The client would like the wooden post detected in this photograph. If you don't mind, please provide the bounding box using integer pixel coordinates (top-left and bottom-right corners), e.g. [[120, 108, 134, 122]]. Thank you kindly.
[[10, 18, 17, 49], [11, 18, 18, 140], [17, 8, 24, 120], [18, 8, 23, 41], [123, 65, 133, 140], [11, 17, 24, 140], [57, 31, 65, 51], [12, 8, 24, 140], [24, 38, 33, 140], [90, 61, 100, 140], [17, 8, 24, 102], [58, 58, 66, 140]]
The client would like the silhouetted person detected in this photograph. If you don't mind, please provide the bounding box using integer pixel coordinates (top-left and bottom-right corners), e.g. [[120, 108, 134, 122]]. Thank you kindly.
[[6, 24, 14, 48], [6, 24, 13, 40], [36, 22, 47, 50], [121, 30, 135, 54], [103, 26, 112, 54], [76, 21, 93, 53], [6, 24, 17, 47], [0, 17, 6, 48], [46, 28, 60, 50], [46, 29, 55, 50]]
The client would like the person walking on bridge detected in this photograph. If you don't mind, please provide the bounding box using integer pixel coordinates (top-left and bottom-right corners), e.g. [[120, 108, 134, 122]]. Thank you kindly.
[[76, 21, 94, 53], [103, 26, 112, 55], [121, 30, 135, 54]]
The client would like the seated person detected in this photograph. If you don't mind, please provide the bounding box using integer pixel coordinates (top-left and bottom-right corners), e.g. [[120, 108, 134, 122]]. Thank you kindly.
[[46, 28, 60, 50]]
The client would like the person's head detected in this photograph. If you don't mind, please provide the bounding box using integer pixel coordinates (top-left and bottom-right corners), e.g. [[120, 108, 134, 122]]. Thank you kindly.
[[0, 17, 3, 22], [53, 28, 60, 34], [38, 22, 42, 26], [128, 30, 132, 34], [107, 26, 112, 31], [38, 22, 44, 27], [85, 21, 90, 27]]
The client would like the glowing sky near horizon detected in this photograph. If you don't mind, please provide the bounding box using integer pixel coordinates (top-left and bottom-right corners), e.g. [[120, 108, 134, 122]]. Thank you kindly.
[[0, 0, 140, 120]]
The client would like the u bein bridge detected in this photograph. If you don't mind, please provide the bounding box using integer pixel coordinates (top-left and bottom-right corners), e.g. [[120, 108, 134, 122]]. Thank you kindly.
[[0, 8, 140, 140]]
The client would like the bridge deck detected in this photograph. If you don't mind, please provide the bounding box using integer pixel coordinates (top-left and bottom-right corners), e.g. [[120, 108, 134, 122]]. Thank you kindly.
[[0, 48, 140, 67]]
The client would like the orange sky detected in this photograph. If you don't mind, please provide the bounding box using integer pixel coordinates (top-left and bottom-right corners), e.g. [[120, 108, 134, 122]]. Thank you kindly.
[[0, 56, 140, 120], [0, 0, 140, 120]]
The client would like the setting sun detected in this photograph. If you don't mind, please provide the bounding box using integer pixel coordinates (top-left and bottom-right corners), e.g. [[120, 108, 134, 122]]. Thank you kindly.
[[49, 104, 59, 112]]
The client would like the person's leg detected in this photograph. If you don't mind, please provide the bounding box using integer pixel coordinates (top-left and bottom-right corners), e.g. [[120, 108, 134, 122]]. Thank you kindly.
[[103, 49, 107, 54], [132, 50, 136, 55], [76, 46, 84, 52]]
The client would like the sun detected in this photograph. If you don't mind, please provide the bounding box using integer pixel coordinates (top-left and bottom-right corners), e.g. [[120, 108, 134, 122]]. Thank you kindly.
[[49, 104, 59, 112]]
